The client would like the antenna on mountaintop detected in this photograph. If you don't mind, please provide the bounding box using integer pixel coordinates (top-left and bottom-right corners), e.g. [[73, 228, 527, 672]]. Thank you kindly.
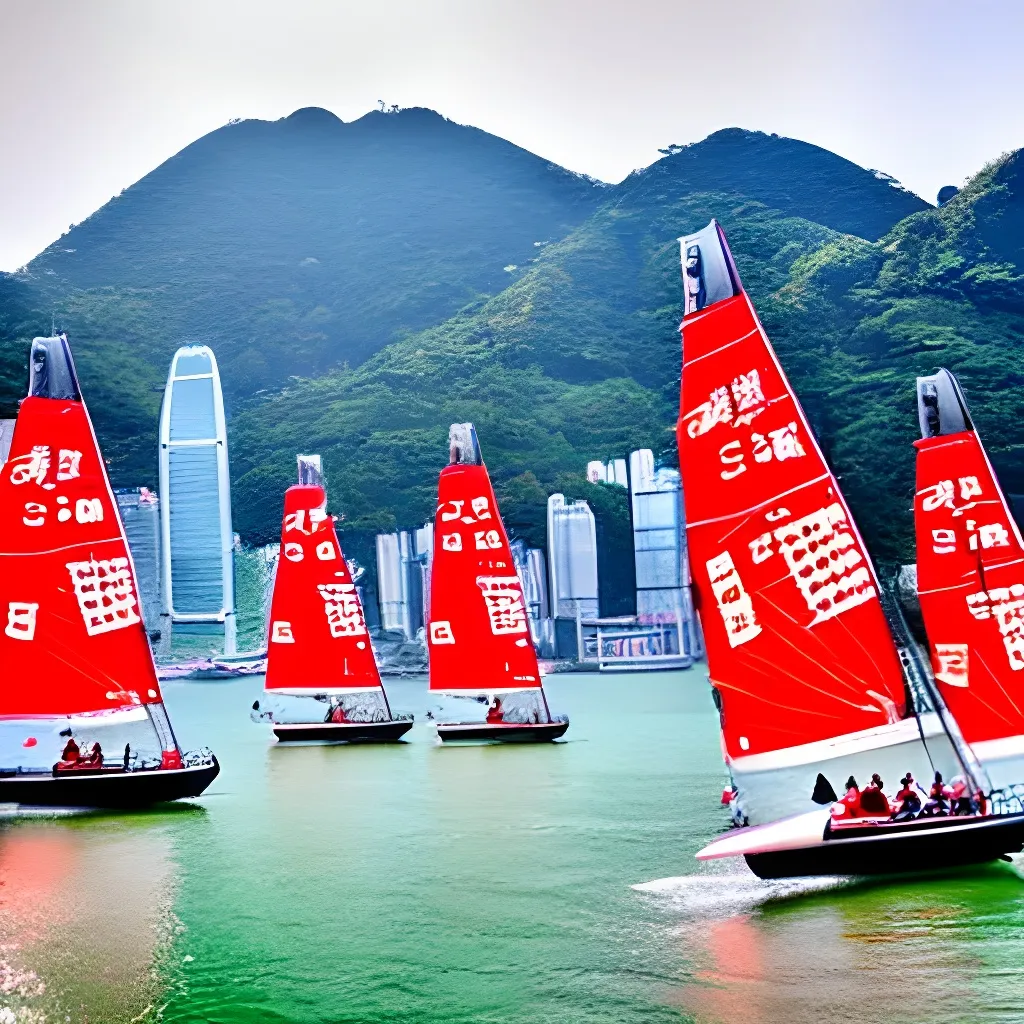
[[377, 99, 386, 112]]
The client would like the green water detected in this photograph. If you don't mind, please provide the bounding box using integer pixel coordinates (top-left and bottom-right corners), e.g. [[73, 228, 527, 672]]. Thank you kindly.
[[4, 671, 1024, 1023]]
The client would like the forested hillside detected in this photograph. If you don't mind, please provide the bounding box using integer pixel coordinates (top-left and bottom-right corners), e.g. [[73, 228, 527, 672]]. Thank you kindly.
[[3, 109, 1022, 577]]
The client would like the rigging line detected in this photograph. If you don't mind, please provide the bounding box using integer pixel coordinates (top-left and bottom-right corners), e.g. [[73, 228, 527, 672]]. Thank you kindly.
[[832, 608, 897, 700], [752, 592, 877, 696], [688, 473, 831, 528], [682, 326, 761, 367], [733, 632, 883, 711], [0, 536, 124, 557], [971, 648, 1024, 724], [41, 609, 153, 694], [713, 676, 848, 721]]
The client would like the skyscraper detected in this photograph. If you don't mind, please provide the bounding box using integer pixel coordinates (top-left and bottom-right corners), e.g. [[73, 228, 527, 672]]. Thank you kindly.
[[158, 345, 236, 653]]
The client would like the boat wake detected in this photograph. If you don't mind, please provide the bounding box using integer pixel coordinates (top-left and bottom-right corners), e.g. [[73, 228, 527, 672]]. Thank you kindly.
[[632, 864, 846, 918]]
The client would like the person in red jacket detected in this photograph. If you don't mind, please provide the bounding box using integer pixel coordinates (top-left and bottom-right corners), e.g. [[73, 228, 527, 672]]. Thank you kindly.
[[486, 697, 505, 725], [832, 776, 862, 820]]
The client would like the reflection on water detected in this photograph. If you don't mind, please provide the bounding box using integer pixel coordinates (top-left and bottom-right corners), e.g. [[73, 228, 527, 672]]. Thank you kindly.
[[638, 860, 1024, 1024], [0, 819, 180, 1023], [8, 671, 1024, 1022]]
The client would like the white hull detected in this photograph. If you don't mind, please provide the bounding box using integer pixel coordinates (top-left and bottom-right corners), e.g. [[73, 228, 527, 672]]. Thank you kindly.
[[730, 715, 961, 825]]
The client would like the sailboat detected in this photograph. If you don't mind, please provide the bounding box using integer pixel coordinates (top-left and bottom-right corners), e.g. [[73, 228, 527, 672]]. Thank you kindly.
[[426, 423, 569, 742], [0, 335, 219, 806], [254, 478, 413, 742], [676, 224, 1024, 876], [914, 369, 1024, 790]]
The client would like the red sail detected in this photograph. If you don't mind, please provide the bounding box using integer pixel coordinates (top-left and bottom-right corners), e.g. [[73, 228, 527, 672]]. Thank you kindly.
[[0, 349, 164, 718], [914, 370, 1024, 745], [265, 484, 382, 694], [677, 221, 907, 761], [427, 446, 541, 693]]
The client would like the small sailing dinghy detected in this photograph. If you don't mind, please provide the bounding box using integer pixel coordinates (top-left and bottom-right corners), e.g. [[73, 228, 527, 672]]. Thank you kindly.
[[254, 481, 412, 742], [427, 424, 568, 743], [677, 225, 1024, 876], [0, 335, 219, 807]]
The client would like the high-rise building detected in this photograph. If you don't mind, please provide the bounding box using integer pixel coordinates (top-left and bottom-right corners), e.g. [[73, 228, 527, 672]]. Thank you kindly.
[[375, 526, 431, 639], [628, 449, 701, 657], [158, 346, 236, 653], [547, 493, 599, 619], [0, 419, 14, 468], [117, 490, 162, 633]]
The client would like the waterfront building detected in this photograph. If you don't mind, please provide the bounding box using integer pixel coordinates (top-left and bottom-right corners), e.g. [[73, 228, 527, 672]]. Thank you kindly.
[[375, 526, 431, 639], [158, 345, 236, 653], [628, 449, 701, 657], [546, 493, 599, 619], [0, 419, 14, 467]]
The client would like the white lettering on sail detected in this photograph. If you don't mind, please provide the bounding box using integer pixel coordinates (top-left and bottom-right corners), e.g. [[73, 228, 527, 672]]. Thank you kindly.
[[971, 523, 1010, 550], [476, 577, 529, 635], [474, 530, 502, 550], [315, 540, 336, 560], [317, 583, 366, 637], [430, 620, 455, 645], [920, 480, 955, 512], [283, 542, 304, 562], [439, 500, 464, 522], [730, 369, 765, 426], [934, 643, 969, 687], [766, 422, 806, 461], [773, 503, 876, 625], [271, 621, 295, 644], [706, 552, 761, 647], [57, 496, 71, 522], [959, 476, 982, 500], [66, 558, 141, 636], [932, 528, 956, 554], [966, 584, 1024, 671], [56, 449, 82, 481], [22, 502, 46, 527], [9, 445, 51, 486], [684, 386, 733, 438], [718, 441, 745, 480], [75, 497, 103, 524], [5, 602, 38, 641], [441, 533, 462, 552], [471, 497, 492, 520]]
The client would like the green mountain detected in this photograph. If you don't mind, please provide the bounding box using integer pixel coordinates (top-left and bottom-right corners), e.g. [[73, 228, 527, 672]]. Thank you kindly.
[[772, 149, 1024, 562], [10, 110, 1020, 610]]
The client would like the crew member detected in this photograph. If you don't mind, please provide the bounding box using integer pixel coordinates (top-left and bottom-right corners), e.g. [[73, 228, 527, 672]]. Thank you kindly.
[[859, 773, 890, 815], [892, 774, 921, 820], [922, 771, 950, 816], [486, 698, 505, 725]]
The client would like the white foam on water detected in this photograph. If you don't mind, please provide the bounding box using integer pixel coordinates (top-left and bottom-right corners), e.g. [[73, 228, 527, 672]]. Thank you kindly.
[[632, 864, 846, 919]]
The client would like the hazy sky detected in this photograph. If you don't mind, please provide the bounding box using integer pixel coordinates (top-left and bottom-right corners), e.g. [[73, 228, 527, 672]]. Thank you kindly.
[[2, 0, 1023, 270]]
